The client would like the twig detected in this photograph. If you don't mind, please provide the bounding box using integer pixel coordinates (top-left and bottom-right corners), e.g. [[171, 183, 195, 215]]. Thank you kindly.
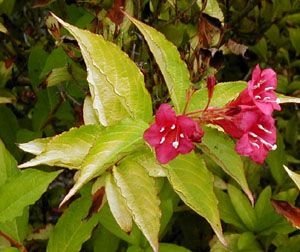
[[41, 97, 64, 130], [0, 231, 28, 252], [159, 0, 197, 27]]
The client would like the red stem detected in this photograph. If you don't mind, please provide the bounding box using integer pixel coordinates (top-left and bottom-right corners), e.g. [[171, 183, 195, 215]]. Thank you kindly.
[[0, 231, 28, 252]]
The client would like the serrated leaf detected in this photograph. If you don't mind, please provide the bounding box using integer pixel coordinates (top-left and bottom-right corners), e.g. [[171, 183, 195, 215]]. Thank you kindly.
[[0, 89, 16, 104], [61, 119, 148, 205], [164, 152, 227, 247], [45, 64, 86, 87], [18, 137, 51, 156], [113, 161, 161, 252], [199, 127, 253, 205], [284, 165, 300, 190], [52, 13, 152, 126], [124, 146, 167, 177], [18, 125, 101, 169], [227, 185, 256, 232], [126, 14, 191, 114], [83, 96, 100, 125], [0, 169, 61, 223], [105, 173, 132, 233], [187, 81, 247, 112], [47, 194, 99, 252]]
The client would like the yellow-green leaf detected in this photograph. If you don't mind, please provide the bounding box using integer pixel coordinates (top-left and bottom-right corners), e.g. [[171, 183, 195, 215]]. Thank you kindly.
[[0, 89, 16, 104], [277, 93, 300, 104], [18, 125, 101, 169], [60, 119, 148, 206], [284, 165, 300, 190], [199, 127, 253, 205], [165, 152, 227, 247], [187, 81, 247, 112], [83, 96, 100, 125], [113, 161, 161, 252], [105, 173, 132, 233], [126, 14, 191, 114], [52, 13, 152, 126]]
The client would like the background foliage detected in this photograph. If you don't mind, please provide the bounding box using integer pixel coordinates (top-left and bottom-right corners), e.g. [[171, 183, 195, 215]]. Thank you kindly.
[[1, 0, 300, 251]]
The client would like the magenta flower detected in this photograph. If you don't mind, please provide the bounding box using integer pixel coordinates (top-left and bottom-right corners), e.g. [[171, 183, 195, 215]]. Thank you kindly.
[[247, 64, 281, 114], [143, 104, 203, 164], [235, 113, 277, 164]]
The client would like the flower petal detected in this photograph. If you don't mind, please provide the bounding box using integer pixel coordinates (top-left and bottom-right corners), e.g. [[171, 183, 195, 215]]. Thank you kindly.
[[155, 104, 176, 126], [155, 143, 179, 164], [177, 138, 195, 154], [143, 123, 163, 147], [177, 115, 197, 137]]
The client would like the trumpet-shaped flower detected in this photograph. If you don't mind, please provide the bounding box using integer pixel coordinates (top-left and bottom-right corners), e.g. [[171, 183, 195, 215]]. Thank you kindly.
[[143, 104, 203, 164]]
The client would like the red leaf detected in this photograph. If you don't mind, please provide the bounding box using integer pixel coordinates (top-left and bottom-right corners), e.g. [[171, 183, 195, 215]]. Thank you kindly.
[[83, 187, 105, 221], [271, 199, 300, 229], [32, 0, 52, 8], [106, 0, 125, 26]]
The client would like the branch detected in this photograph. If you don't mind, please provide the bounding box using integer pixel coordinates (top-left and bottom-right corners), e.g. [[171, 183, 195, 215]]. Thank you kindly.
[[0, 231, 28, 252]]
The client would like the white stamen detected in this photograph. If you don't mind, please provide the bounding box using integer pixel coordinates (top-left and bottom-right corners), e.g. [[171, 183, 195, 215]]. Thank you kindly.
[[254, 80, 266, 89], [171, 124, 176, 130], [160, 137, 165, 144], [249, 132, 258, 138], [255, 95, 261, 99], [257, 124, 272, 134], [258, 137, 276, 150], [276, 98, 280, 104], [251, 142, 260, 149], [180, 133, 184, 138], [265, 87, 274, 91], [160, 127, 165, 132], [172, 141, 179, 149], [263, 96, 271, 101]]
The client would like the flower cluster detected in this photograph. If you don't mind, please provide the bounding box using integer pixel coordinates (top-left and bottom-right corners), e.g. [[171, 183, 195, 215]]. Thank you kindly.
[[215, 65, 280, 163], [144, 65, 281, 164]]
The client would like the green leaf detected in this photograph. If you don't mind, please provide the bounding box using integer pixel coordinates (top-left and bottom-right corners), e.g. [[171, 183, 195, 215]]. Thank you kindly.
[[165, 152, 227, 247], [187, 81, 247, 112], [53, 13, 152, 126], [237, 232, 262, 251], [113, 161, 161, 252], [0, 207, 29, 243], [98, 204, 138, 245], [126, 14, 191, 114], [92, 224, 120, 252], [83, 96, 100, 125], [254, 186, 281, 232], [203, 0, 224, 23], [289, 28, 300, 53], [105, 173, 132, 233], [18, 125, 101, 169], [199, 127, 253, 204], [227, 185, 256, 232], [45, 64, 86, 87], [61, 119, 148, 205], [0, 89, 16, 104], [266, 131, 288, 185], [284, 165, 300, 190], [0, 169, 61, 223], [215, 190, 246, 231], [146, 243, 192, 252], [0, 139, 18, 186], [47, 194, 99, 252]]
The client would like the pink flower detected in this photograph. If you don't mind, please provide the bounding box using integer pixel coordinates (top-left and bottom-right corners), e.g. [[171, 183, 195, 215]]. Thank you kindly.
[[214, 108, 277, 163], [235, 113, 277, 164], [247, 65, 281, 115], [143, 104, 203, 164]]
